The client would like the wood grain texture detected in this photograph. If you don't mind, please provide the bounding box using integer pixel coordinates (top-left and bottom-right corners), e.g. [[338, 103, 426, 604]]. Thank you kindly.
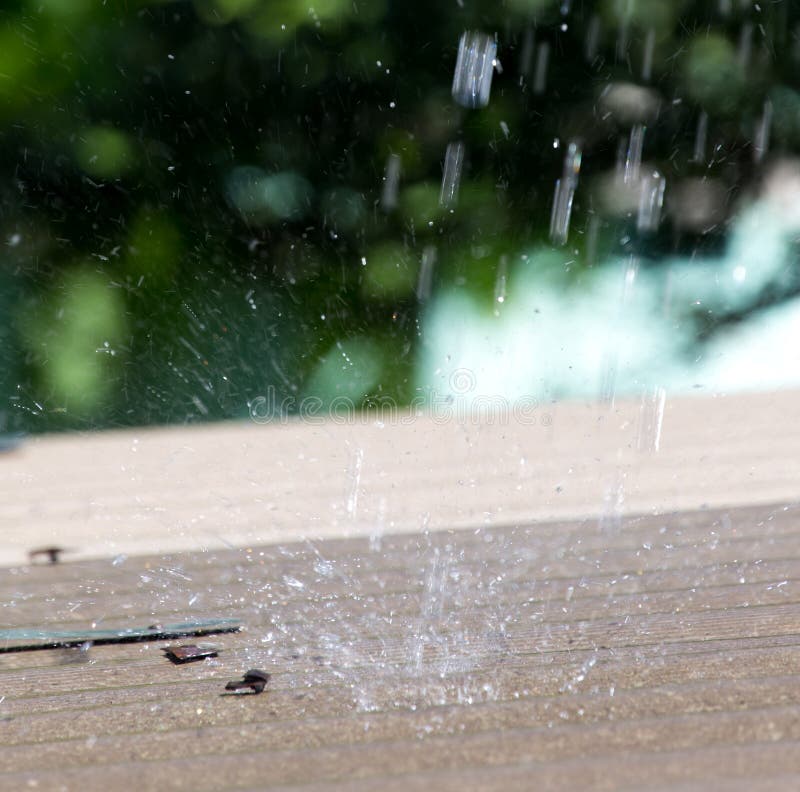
[[1, 392, 799, 789], [1, 500, 799, 789]]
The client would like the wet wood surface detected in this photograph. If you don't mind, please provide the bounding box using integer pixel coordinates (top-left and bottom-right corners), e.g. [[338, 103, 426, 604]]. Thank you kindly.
[[2, 500, 800, 790], [2, 391, 800, 789]]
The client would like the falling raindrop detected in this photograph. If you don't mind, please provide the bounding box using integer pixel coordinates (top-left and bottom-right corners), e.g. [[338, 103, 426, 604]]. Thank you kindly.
[[623, 124, 645, 185], [440, 141, 466, 208], [452, 31, 497, 109], [346, 447, 364, 520], [549, 141, 582, 246], [417, 245, 436, 302], [637, 170, 666, 232], [585, 15, 601, 62], [533, 41, 550, 95], [616, 17, 630, 63], [753, 99, 772, 164], [519, 27, 534, 80], [493, 256, 508, 314], [600, 256, 640, 405], [692, 111, 708, 164], [369, 497, 387, 553], [641, 28, 655, 82], [381, 153, 401, 212], [586, 214, 601, 267], [737, 22, 754, 70], [636, 386, 667, 452]]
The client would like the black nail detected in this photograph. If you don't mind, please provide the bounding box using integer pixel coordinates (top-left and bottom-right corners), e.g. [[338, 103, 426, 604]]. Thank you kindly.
[[161, 644, 218, 665], [225, 669, 270, 694], [162, 644, 219, 664]]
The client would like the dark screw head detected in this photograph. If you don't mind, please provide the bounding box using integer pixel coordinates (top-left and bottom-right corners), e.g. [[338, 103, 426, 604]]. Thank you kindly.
[[29, 546, 66, 565], [225, 669, 270, 694]]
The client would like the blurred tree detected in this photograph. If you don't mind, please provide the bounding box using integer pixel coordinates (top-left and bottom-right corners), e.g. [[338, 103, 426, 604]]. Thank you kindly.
[[0, 0, 798, 431]]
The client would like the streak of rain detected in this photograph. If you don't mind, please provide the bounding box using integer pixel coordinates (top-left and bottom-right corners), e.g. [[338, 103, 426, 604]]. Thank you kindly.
[[753, 100, 772, 164], [693, 111, 709, 163], [452, 31, 497, 109], [417, 245, 437, 302], [532, 41, 550, 95], [440, 141, 466, 208], [637, 170, 667, 232], [493, 255, 508, 314], [549, 141, 582, 245], [381, 153, 402, 211]]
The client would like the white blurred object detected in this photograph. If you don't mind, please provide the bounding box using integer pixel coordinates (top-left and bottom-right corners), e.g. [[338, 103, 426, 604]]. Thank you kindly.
[[418, 172, 800, 401]]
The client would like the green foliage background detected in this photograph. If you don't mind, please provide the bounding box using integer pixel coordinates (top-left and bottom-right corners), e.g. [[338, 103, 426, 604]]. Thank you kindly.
[[1, 0, 798, 432]]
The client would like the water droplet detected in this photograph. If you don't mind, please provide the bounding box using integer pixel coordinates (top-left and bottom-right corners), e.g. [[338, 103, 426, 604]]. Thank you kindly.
[[533, 41, 550, 95], [381, 153, 401, 212], [440, 141, 466, 208], [549, 141, 582, 245], [452, 31, 497, 109], [637, 169, 666, 232]]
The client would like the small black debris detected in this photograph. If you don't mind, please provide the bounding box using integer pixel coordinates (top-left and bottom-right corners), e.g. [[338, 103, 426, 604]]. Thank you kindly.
[[225, 669, 270, 694], [162, 644, 218, 664], [29, 547, 67, 565]]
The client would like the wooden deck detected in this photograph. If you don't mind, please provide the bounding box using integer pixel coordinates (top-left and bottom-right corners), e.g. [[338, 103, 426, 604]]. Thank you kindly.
[[1, 391, 799, 789]]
